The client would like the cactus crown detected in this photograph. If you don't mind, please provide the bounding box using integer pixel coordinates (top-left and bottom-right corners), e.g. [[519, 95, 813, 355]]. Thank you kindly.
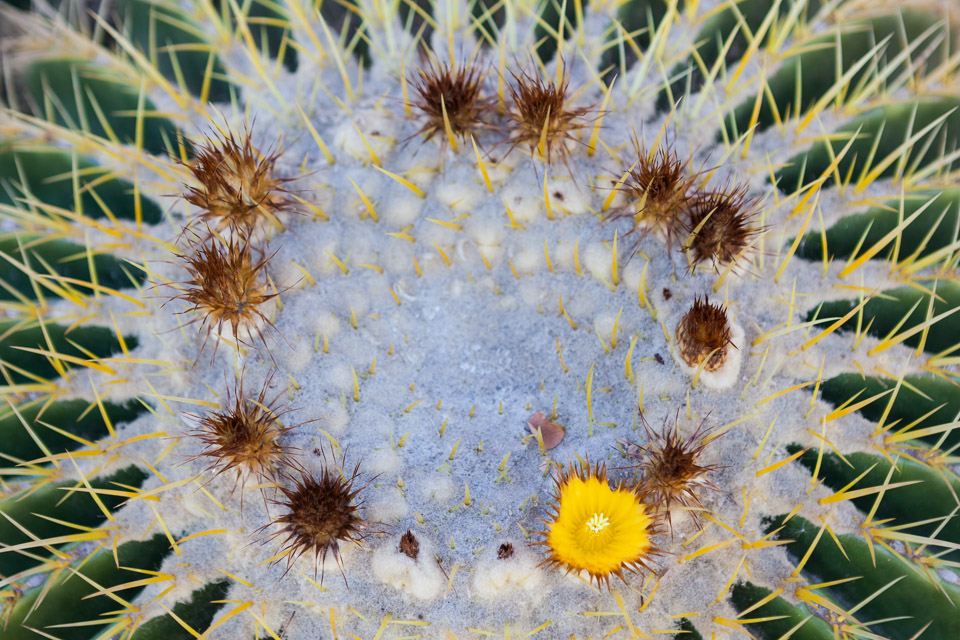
[[1, 0, 960, 638]]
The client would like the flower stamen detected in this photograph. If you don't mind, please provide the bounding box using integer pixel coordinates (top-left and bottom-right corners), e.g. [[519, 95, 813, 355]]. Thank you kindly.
[[586, 512, 610, 534]]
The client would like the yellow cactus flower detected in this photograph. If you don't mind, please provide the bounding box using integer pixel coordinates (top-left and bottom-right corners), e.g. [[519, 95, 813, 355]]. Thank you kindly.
[[537, 461, 662, 588]]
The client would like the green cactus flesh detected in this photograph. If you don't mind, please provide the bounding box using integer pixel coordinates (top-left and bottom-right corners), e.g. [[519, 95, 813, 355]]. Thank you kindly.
[[1, 0, 959, 638]]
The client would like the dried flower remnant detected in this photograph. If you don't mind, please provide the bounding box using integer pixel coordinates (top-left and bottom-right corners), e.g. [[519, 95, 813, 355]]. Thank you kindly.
[[535, 460, 661, 589], [633, 411, 723, 531], [614, 146, 698, 252], [504, 68, 591, 163], [175, 234, 276, 348], [184, 129, 294, 234], [686, 185, 759, 268], [267, 455, 378, 585], [410, 59, 490, 147], [497, 543, 514, 559], [187, 376, 299, 491], [400, 530, 420, 559], [676, 296, 733, 372]]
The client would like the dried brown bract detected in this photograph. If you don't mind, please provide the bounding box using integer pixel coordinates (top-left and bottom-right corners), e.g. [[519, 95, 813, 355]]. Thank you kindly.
[[676, 296, 732, 372], [187, 375, 299, 492], [504, 68, 591, 163], [686, 184, 759, 269], [410, 59, 490, 146], [267, 453, 379, 585], [527, 412, 565, 450], [175, 234, 276, 349], [633, 411, 723, 532], [614, 145, 699, 252], [184, 129, 294, 234]]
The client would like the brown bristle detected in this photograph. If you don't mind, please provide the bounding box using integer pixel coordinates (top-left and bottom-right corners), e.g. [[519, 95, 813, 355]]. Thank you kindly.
[[410, 59, 490, 145], [686, 185, 759, 268], [187, 375, 299, 490], [631, 411, 724, 532], [676, 296, 732, 372], [497, 542, 514, 560], [183, 129, 294, 234], [400, 530, 420, 559], [175, 234, 276, 348], [267, 454, 379, 585], [614, 146, 698, 251], [503, 68, 591, 163]]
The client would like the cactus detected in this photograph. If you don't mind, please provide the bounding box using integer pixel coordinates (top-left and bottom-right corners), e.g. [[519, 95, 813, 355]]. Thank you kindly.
[[1, 0, 959, 638]]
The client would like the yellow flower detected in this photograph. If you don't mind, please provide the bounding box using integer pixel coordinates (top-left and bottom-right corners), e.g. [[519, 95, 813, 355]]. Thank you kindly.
[[537, 461, 661, 587]]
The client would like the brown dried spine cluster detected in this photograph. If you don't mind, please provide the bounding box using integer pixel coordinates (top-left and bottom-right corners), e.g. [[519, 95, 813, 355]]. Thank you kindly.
[[410, 59, 491, 145], [267, 456, 379, 584], [504, 68, 591, 163], [633, 412, 724, 531], [617, 147, 699, 251], [174, 234, 276, 348], [184, 130, 294, 234], [676, 296, 733, 371], [686, 185, 759, 268], [188, 377, 299, 488]]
